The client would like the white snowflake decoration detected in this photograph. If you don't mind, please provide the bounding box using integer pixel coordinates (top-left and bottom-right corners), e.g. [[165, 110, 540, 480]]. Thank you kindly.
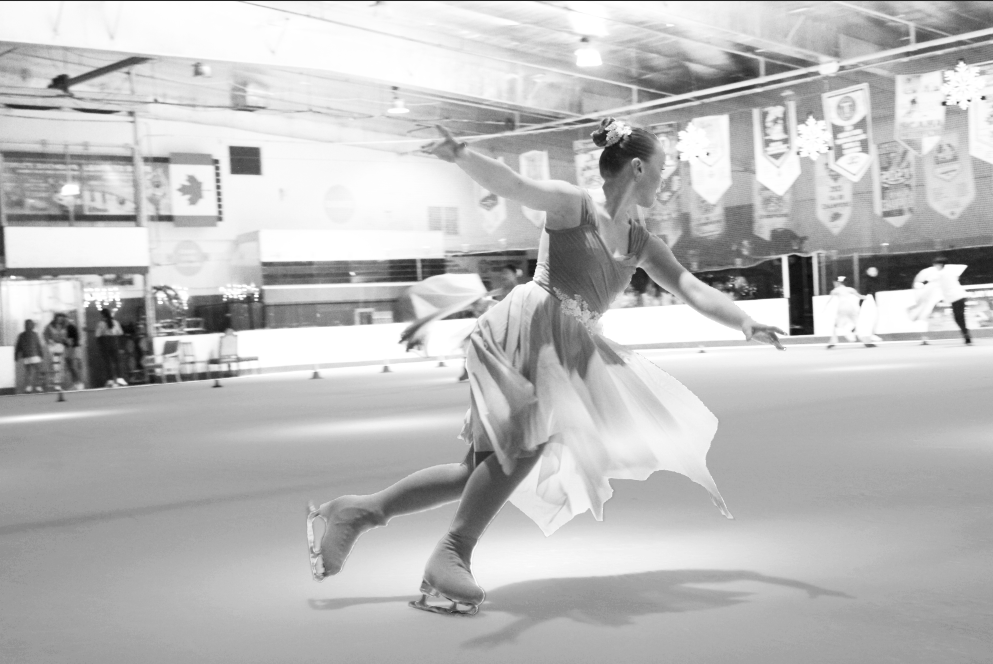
[[942, 60, 986, 110], [677, 122, 711, 162], [796, 115, 831, 160]]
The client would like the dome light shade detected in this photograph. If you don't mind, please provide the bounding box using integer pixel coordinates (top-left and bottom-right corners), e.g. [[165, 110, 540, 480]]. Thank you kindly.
[[575, 37, 602, 67], [387, 97, 409, 114]]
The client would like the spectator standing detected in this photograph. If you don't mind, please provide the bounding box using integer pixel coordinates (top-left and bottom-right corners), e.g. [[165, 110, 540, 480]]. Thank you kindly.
[[14, 320, 44, 393], [96, 308, 128, 387], [63, 313, 84, 390], [43, 314, 69, 391]]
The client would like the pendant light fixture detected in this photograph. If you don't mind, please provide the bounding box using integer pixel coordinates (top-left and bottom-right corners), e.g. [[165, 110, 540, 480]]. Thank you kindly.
[[575, 37, 602, 68], [387, 86, 410, 114]]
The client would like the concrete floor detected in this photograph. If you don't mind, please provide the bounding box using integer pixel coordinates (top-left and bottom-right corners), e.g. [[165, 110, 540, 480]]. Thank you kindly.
[[1, 340, 991, 663]]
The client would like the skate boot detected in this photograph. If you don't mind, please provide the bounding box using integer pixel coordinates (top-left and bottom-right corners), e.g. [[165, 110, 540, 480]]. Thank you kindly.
[[306, 496, 386, 581], [409, 532, 483, 616]]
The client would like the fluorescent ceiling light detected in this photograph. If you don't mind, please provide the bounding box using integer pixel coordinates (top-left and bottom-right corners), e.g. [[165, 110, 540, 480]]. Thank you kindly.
[[60, 183, 80, 196]]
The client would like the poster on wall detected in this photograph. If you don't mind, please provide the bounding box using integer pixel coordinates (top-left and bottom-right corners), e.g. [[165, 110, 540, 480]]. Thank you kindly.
[[688, 114, 732, 204], [924, 131, 975, 220], [473, 156, 507, 234], [894, 72, 945, 155], [81, 162, 135, 215], [643, 122, 683, 246], [518, 150, 550, 227], [968, 73, 993, 165], [752, 101, 801, 196], [168, 153, 218, 226], [752, 179, 792, 241], [822, 83, 874, 182], [573, 138, 604, 203], [144, 162, 173, 218], [872, 141, 915, 228], [688, 187, 725, 239], [814, 156, 853, 236], [0, 158, 81, 216]]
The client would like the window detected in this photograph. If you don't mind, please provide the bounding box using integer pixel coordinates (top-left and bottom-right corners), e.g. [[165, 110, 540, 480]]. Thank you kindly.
[[229, 146, 261, 175], [428, 206, 459, 235]]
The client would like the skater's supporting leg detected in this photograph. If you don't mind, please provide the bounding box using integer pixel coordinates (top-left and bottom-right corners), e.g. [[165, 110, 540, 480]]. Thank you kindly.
[[951, 298, 972, 344], [309, 458, 473, 580], [420, 449, 542, 608]]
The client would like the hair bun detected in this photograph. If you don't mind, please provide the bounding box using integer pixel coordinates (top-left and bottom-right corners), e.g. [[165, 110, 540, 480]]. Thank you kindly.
[[590, 117, 615, 148]]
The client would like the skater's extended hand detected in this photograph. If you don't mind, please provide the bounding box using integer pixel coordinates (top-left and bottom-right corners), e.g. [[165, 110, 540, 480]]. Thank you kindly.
[[742, 319, 786, 350], [423, 125, 465, 163]]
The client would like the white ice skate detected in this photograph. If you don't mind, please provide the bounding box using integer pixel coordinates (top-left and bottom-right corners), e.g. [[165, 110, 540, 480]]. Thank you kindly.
[[306, 498, 385, 581], [409, 533, 484, 616]]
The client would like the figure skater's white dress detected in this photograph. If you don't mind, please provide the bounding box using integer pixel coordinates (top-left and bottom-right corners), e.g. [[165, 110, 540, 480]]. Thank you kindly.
[[460, 189, 732, 536]]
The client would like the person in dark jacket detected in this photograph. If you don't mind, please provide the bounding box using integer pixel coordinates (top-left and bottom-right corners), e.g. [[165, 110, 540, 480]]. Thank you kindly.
[[14, 319, 44, 393]]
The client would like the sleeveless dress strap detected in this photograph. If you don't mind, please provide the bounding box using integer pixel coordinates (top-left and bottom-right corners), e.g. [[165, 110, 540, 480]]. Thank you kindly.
[[626, 220, 652, 262]]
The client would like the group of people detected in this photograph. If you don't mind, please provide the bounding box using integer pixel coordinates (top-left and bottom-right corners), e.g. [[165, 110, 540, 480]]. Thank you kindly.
[[825, 255, 974, 349], [14, 314, 83, 392], [13, 307, 129, 393]]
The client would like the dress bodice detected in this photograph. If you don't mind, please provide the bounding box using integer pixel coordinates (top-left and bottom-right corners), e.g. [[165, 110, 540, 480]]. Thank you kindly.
[[533, 189, 651, 318]]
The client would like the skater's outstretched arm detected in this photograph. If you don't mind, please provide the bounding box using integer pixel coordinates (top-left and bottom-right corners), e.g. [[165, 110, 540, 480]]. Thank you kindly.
[[424, 126, 582, 221], [639, 235, 786, 350]]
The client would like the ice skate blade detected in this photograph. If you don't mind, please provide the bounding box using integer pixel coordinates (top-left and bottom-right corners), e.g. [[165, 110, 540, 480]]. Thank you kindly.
[[408, 593, 479, 616], [306, 502, 329, 582]]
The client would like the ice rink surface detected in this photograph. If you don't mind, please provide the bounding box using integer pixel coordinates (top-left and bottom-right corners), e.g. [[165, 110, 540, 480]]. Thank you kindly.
[[2, 340, 991, 664]]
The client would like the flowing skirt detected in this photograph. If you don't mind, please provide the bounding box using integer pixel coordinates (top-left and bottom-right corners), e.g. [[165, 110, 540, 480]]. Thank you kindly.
[[459, 282, 731, 536]]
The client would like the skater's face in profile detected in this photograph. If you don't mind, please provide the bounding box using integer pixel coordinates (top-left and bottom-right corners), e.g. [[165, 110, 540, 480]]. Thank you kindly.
[[626, 143, 666, 208]]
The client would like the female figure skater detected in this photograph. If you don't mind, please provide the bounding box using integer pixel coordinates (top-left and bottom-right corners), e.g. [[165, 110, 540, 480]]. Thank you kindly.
[[307, 119, 786, 616]]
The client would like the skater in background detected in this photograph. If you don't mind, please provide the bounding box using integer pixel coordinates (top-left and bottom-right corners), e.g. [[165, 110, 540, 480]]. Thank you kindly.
[[910, 256, 971, 345], [14, 319, 44, 393], [826, 276, 874, 349], [308, 120, 785, 616]]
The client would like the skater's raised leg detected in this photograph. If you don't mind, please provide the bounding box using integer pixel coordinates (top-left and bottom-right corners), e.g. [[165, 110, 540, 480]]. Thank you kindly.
[[308, 460, 473, 580], [414, 448, 542, 614]]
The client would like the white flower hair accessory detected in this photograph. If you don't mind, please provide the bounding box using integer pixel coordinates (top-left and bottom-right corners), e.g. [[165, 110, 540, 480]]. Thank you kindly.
[[604, 120, 632, 147]]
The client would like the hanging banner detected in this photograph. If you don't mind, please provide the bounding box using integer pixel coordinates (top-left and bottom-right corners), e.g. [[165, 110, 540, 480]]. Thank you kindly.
[[894, 71, 945, 155], [814, 156, 853, 236], [518, 150, 550, 227], [573, 138, 605, 203], [168, 153, 218, 227], [822, 84, 874, 182], [924, 131, 975, 220], [688, 114, 732, 204], [752, 101, 801, 195], [752, 179, 792, 241], [872, 141, 915, 228], [968, 73, 993, 165], [688, 187, 725, 239], [474, 156, 507, 234], [643, 122, 683, 246]]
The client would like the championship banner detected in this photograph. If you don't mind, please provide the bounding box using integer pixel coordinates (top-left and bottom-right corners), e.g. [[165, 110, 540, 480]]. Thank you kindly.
[[519, 150, 550, 227], [573, 138, 605, 203], [168, 153, 218, 226], [688, 187, 725, 239], [822, 84, 874, 183], [894, 72, 945, 155], [924, 131, 975, 220], [752, 179, 792, 241], [643, 122, 683, 246], [814, 156, 853, 236], [872, 141, 915, 228], [752, 101, 801, 196], [688, 114, 732, 204], [474, 156, 507, 234], [968, 73, 993, 165]]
